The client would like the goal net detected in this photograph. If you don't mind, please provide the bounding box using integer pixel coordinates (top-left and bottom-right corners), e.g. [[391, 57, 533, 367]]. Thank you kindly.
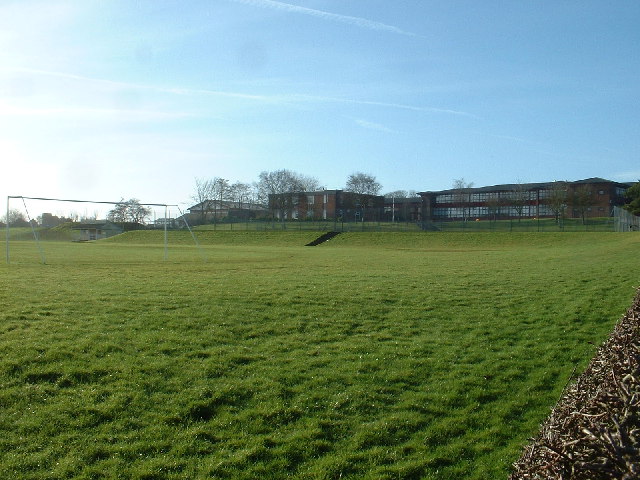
[[4, 196, 199, 264]]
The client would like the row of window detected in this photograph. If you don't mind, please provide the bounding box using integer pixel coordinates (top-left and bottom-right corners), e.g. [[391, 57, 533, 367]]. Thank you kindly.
[[433, 204, 556, 218], [433, 187, 620, 205], [306, 195, 330, 205], [435, 190, 560, 204]]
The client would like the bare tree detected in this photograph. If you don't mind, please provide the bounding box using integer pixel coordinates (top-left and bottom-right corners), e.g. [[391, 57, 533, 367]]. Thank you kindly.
[[128, 199, 152, 224], [485, 192, 502, 223], [228, 182, 253, 209], [345, 172, 382, 222], [107, 199, 128, 223], [107, 199, 151, 225], [297, 174, 321, 193], [2, 209, 29, 227], [547, 181, 568, 226], [256, 169, 311, 221], [452, 178, 474, 221], [511, 181, 530, 222], [571, 185, 594, 224], [384, 190, 408, 199], [210, 177, 230, 221], [346, 172, 382, 196], [191, 178, 215, 224]]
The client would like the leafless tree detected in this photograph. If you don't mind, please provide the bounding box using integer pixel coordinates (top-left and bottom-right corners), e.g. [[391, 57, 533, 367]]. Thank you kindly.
[[256, 169, 317, 221], [297, 174, 321, 193], [191, 178, 215, 224], [384, 190, 408, 199], [107, 199, 128, 223], [485, 192, 502, 223], [2, 209, 29, 227], [228, 182, 253, 209], [210, 177, 230, 221], [547, 181, 568, 226], [345, 172, 382, 222], [452, 178, 474, 221], [128, 199, 152, 224], [346, 172, 382, 196], [511, 181, 530, 222], [107, 198, 151, 224], [571, 185, 595, 224]]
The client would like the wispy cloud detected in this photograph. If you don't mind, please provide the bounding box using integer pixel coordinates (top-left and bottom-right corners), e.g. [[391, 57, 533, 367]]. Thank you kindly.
[[4, 67, 273, 102], [349, 99, 478, 118], [352, 118, 395, 133], [0, 100, 192, 122], [3, 67, 476, 119], [229, 0, 417, 37], [286, 93, 479, 118], [489, 133, 533, 144]]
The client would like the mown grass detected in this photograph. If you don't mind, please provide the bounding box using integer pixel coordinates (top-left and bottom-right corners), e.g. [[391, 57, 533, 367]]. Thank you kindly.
[[1, 231, 639, 479]]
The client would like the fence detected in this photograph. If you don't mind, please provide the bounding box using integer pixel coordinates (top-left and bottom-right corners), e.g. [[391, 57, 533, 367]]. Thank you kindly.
[[614, 206, 640, 232], [6, 215, 628, 240], [193, 216, 617, 233]]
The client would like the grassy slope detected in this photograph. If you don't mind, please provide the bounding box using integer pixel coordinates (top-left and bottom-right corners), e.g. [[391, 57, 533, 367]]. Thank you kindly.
[[0, 231, 638, 479]]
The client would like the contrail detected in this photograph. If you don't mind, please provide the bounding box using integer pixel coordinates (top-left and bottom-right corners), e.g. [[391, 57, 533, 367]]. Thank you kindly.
[[230, 0, 417, 36]]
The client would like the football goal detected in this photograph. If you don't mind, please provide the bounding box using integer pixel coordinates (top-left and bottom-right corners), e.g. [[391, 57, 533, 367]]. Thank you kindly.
[[5, 195, 201, 264]]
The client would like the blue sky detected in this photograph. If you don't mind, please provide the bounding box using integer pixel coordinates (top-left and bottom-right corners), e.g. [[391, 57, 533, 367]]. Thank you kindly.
[[1, 0, 639, 215]]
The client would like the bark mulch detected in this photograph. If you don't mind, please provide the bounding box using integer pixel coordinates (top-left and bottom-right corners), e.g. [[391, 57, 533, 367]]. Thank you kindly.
[[509, 289, 640, 479]]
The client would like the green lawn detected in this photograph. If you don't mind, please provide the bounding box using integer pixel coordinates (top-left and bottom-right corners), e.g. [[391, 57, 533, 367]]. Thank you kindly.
[[1, 231, 638, 479]]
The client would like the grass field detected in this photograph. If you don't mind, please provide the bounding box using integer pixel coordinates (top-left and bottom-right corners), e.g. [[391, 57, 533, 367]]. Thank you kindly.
[[1, 231, 639, 479]]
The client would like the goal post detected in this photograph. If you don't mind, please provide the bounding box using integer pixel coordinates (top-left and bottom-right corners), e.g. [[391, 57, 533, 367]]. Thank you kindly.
[[4, 195, 189, 264]]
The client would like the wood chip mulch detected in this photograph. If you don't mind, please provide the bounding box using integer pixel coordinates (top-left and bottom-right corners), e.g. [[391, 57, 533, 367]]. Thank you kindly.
[[509, 288, 640, 479]]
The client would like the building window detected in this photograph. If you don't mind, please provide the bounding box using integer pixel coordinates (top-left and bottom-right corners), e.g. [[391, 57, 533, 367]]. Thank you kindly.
[[436, 194, 454, 204]]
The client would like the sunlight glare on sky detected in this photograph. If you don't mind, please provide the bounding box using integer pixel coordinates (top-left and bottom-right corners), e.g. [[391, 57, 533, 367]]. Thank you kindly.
[[1, 0, 639, 213]]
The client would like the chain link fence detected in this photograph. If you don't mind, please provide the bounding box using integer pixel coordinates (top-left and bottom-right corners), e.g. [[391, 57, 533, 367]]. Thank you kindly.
[[614, 206, 640, 232]]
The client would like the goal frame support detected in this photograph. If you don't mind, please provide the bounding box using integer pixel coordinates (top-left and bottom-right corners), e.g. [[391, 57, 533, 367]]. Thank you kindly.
[[5, 195, 178, 264]]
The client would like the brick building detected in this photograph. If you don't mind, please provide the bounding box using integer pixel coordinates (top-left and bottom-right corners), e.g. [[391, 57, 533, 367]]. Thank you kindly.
[[419, 178, 630, 222], [187, 200, 267, 224], [383, 197, 422, 222], [269, 189, 384, 222]]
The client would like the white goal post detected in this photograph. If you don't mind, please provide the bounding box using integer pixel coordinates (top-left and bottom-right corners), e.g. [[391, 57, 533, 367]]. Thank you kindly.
[[5, 195, 198, 264]]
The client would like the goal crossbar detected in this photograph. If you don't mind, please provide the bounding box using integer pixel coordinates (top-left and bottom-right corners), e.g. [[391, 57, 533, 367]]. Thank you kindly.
[[8, 195, 175, 208], [5, 195, 194, 264]]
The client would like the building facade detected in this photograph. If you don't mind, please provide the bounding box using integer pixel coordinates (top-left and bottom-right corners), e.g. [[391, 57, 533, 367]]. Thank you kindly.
[[269, 190, 385, 222], [73, 221, 123, 241], [419, 178, 630, 222], [383, 197, 422, 222], [187, 200, 267, 224]]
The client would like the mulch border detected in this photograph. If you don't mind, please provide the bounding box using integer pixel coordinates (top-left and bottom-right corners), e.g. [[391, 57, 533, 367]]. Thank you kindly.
[[509, 288, 640, 479]]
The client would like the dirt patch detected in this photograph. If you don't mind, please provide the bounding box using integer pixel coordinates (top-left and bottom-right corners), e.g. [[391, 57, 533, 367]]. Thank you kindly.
[[510, 289, 640, 479]]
